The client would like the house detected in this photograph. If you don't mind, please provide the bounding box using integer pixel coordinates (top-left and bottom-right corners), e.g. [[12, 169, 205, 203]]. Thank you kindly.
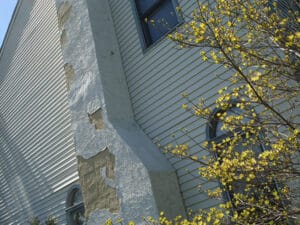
[[1, 0, 297, 224]]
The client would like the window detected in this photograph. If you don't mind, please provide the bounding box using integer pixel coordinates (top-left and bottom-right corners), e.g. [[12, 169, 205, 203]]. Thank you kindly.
[[66, 186, 85, 225], [208, 106, 282, 211], [134, 0, 179, 47], [208, 107, 264, 204]]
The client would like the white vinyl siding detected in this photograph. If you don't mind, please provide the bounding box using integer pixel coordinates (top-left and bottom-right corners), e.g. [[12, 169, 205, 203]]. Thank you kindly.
[[108, 0, 227, 211], [0, 0, 78, 224]]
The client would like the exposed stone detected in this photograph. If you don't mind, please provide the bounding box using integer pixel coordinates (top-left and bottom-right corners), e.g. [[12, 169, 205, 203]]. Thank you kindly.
[[63, 63, 75, 90], [77, 148, 120, 218], [57, 2, 72, 29], [60, 29, 68, 46], [88, 108, 104, 130]]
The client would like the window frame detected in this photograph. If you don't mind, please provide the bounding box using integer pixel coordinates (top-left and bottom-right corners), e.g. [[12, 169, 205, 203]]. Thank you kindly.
[[207, 106, 266, 204], [133, 0, 180, 48], [65, 185, 85, 225], [207, 106, 285, 217]]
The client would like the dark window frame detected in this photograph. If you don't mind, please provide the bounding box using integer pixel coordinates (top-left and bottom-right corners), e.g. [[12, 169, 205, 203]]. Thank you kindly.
[[66, 185, 85, 225], [134, 0, 180, 47], [207, 106, 266, 205], [207, 105, 283, 214]]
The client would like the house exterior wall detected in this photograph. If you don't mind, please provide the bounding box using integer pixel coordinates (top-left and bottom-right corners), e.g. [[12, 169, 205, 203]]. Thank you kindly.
[[1, 0, 187, 223], [109, 0, 300, 216], [1, 0, 298, 224], [0, 0, 79, 224], [0, 0, 221, 223], [108, 0, 228, 211]]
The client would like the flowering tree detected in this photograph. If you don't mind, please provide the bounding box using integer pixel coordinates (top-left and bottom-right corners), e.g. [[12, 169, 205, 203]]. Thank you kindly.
[[105, 0, 300, 224], [163, 0, 300, 224]]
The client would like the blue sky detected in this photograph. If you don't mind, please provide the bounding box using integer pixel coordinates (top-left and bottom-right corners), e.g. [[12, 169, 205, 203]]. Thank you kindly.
[[0, 0, 18, 46]]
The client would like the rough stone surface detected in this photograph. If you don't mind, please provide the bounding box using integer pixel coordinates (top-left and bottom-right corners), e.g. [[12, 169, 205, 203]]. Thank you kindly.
[[77, 148, 119, 217], [63, 63, 75, 90], [57, 1, 72, 29], [88, 108, 104, 130]]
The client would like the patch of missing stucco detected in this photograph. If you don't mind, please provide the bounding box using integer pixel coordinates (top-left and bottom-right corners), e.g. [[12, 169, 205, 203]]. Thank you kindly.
[[58, 2, 72, 29], [77, 148, 120, 218], [60, 29, 68, 46], [64, 63, 75, 90], [88, 108, 104, 130]]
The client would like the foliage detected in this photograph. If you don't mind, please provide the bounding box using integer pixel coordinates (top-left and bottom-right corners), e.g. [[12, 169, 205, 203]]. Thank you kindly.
[[28, 217, 40, 225], [27, 216, 57, 225], [165, 0, 300, 224], [44, 216, 57, 225], [106, 0, 299, 224]]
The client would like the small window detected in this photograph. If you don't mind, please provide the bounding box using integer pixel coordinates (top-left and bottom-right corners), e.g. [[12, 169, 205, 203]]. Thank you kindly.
[[66, 186, 85, 225], [134, 0, 179, 47]]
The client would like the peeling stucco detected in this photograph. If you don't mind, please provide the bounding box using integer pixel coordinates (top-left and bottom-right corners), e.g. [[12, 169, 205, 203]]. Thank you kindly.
[[63, 63, 75, 90], [77, 148, 119, 217], [57, 1, 72, 29], [88, 108, 104, 130]]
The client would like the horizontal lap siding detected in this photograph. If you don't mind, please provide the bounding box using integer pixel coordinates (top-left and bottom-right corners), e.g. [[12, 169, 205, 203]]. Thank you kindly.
[[109, 0, 225, 212], [0, 0, 78, 224]]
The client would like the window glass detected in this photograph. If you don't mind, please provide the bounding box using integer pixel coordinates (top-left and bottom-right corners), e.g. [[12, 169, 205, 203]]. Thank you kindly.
[[136, 0, 159, 14], [70, 210, 85, 225], [72, 189, 83, 206], [135, 0, 179, 46], [146, 0, 179, 43]]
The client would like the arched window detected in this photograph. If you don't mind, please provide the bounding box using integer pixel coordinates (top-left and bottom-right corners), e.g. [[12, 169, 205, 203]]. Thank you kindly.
[[208, 106, 263, 153], [207, 106, 264, 202], [208, 106, 248, 140], [66, 185, 85, 225]]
